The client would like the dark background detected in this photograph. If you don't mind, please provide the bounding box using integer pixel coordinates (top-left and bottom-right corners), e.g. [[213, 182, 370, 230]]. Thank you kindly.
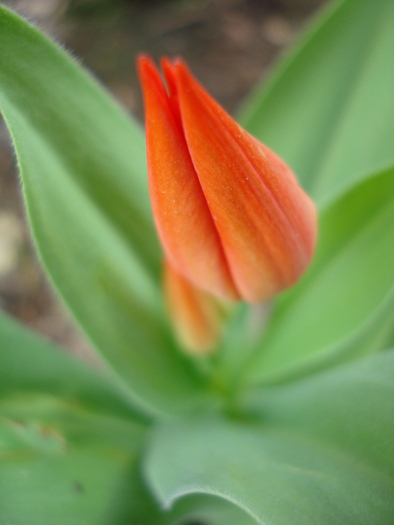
[[0, 0, 327, 359]]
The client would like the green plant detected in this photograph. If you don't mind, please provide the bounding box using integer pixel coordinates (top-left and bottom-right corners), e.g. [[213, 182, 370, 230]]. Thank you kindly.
[[0, 0, 393, 523]]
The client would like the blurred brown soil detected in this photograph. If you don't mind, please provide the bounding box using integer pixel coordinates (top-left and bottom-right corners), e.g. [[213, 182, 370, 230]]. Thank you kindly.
[[0, 0, 326, 360]]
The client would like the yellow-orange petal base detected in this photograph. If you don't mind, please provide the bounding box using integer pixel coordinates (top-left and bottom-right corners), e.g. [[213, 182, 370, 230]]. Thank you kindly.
[[164, 261, 227, 354]]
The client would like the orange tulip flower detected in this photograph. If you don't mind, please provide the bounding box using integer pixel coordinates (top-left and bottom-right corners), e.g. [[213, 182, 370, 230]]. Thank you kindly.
[[138, 56, 317, 304]]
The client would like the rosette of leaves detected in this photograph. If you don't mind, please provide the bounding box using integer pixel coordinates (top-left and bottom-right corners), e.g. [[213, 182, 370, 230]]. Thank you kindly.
[[0, 0, 393, 523]]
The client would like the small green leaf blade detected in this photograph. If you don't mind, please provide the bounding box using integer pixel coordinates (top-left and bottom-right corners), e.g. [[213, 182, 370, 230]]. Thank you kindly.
[[0, 6, 209, 416], [145, 352, 394, 525], [243, 168, 394, 386], [238, 0, 394, 203]]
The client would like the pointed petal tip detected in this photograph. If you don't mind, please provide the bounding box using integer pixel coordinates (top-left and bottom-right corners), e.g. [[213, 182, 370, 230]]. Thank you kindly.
[[137, 54, 159, 83], [136, 52, 149, 63], [160, 56, 171, 70], [161, 57, 178, 100], [136, 53, 153, 74]]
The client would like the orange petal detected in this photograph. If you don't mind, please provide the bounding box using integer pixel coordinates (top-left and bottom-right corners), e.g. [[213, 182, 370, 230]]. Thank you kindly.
[[163, 260, 226, 354], [169, 59, 317, 302], [137, 55, 238, 301]]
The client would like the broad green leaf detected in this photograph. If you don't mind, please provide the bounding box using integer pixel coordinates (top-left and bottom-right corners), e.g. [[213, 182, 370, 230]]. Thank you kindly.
[[145, 352, 394, 525], [0, 312, 158, 523], [243, 349, 394, 474], [164, 494, 257, 525], [0, 446, 159, 524], [0, 451, 156, 525], [0, 311, 148, 422], [0, 10, 158, 276], [0, 450, 155, 525], [0, 390, 159, 523], [238, 0, 394, 203], [0, 6, 210, 416], [243, 168, 394, 386]]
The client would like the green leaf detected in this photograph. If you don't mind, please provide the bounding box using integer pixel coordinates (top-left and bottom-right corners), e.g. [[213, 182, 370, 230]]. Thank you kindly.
[[0, 6, 209, 416], [0, 397, 146, 455], [0, 10, 158, 276], [0, 380, 159, 523], [242, 168, 394, 386], [0, 446, 159, 524], [145, 352, 394, 525], [238, 0, 394, 203], [164, 494, 257, 525], [0, 417, 66, 453], [0, 451, 155, 525], [0, 311, 148, 422]]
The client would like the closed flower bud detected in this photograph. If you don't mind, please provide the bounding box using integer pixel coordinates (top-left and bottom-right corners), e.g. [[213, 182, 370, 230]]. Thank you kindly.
[[138, 55, 317, 303], [163, 260, 227, 354]]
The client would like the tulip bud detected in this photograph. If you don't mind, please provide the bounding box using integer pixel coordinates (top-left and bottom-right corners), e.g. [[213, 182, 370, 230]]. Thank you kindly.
[[138, 55, 317, 303], [164, 260, 227, 354]]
